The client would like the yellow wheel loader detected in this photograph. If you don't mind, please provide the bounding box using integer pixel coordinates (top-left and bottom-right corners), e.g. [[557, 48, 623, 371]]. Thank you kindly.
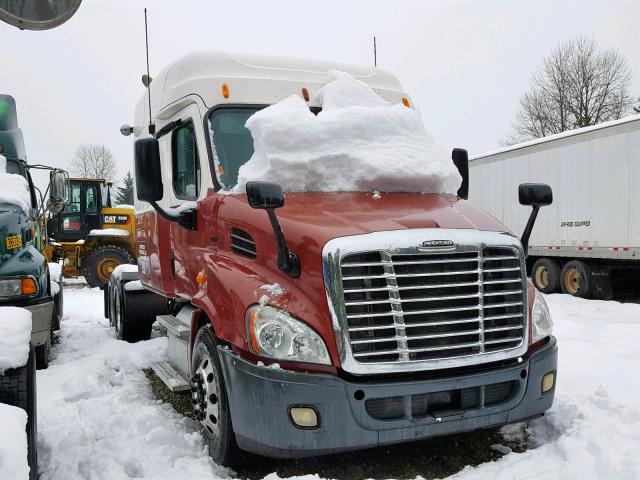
[[44, 178, 137, 288]]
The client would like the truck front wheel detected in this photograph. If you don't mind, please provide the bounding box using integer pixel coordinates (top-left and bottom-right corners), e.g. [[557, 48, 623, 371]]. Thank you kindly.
[[191, 326, 241, 467], [531, 258, 561, 293], [561, 260, 591, 298], [0, 346, 38, 479]]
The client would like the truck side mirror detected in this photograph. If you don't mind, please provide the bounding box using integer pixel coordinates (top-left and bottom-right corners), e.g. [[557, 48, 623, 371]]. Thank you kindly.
[[246, 182, 299, 277], [518, 183, 553, 256], [246, 181, 285, 209], [48, 170, 69, 215], [519, 183, 553, 207], [134, 138, 163, 203], [452, 148, 469, 199]]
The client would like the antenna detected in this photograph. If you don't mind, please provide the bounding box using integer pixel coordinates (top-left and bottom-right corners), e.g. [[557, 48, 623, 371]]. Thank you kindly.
[[373, 36, 377, 67], [144, 8, 155, 135]]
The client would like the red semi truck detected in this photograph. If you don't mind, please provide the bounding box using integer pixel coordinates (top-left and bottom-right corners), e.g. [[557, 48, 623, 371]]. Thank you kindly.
[[107, 52, 557, 466]]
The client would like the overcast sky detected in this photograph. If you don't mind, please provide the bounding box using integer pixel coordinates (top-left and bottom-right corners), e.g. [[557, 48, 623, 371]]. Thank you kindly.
[[2, 0, 638, 188]]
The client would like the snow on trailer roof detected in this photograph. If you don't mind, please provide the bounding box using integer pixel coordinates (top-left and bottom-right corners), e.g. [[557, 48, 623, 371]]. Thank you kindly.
[[471, 114, 640, 161], [135, 51, 407, 129]]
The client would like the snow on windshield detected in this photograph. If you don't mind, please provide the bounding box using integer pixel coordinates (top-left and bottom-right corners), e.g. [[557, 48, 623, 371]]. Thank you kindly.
[[232, 70, 462, 195], [0, 154, 31, 214]]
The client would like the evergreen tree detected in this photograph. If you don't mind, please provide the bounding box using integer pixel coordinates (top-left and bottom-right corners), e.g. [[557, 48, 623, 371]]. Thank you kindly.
[[115, 171, 134, 205]]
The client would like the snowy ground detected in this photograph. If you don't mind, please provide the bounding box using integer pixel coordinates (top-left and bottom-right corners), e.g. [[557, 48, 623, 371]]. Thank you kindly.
[[37, 285, 640, 480]]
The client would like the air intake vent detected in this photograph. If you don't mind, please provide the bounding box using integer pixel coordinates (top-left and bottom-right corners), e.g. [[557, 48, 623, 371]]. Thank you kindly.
[[230, 228, 257, 259]]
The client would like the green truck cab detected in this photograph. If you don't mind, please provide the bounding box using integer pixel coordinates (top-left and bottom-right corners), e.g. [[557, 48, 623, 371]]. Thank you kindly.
[[0, 94, 68, 369]]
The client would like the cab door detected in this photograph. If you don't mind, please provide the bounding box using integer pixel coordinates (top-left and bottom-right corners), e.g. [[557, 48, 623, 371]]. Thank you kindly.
[[83, 182, 101, 235], [163, 102, 214, 299]]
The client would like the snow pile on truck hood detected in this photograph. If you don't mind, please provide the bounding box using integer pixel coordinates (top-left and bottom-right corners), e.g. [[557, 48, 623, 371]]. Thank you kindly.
[[0, 307, 32, 374], [0, 154, 31, 215], [0, 403, 28, 479], [233, 71, 462, 194]]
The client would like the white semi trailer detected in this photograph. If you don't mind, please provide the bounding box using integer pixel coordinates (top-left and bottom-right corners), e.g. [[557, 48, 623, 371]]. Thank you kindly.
[[470, 115, 640, 299]]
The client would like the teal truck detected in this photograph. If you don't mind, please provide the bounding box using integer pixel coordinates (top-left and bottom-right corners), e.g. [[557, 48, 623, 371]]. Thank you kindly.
[[0, 94, 68, 369]]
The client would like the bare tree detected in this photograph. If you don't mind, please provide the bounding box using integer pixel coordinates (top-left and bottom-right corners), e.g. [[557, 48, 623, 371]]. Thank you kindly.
[[69, 143, 117, 180], [506, 36, 633, 144]]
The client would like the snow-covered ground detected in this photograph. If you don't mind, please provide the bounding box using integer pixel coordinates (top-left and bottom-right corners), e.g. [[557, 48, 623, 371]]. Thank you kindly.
[[37, 287, 640, 479]]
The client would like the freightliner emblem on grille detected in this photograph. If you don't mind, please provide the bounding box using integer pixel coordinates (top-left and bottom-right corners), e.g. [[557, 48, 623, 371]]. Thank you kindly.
[[419, 240, 454, 248]]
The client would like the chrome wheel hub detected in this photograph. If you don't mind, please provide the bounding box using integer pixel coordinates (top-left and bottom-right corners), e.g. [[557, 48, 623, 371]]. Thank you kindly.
[[191, 354, 219, 436]]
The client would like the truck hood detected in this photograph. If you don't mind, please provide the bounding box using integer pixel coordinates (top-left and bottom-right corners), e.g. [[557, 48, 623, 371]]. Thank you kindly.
[[219, 192, 511, 255]]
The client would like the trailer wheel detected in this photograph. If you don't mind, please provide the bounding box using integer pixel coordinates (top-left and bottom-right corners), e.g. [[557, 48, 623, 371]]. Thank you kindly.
[[84, 245, 135, 288], [531, 258, 561, 293], [191, 326, 242, 467], [0, 346, 38, 479], [114, 287, 165, 343], [561, 260, 591, 298]]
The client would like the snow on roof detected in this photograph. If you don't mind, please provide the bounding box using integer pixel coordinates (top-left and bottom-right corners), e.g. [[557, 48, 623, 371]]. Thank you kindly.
[[0, 154, 31, 215], [472, 114, 640, 161], [232, 71, 461, 195], [0, 403, 28, 479], [0, 307, 32, 374], [135, 51, 408, 134]]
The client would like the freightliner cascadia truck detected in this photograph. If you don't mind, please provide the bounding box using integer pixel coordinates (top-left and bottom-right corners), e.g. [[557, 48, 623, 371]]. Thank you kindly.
[[107, 52, 558, 466], [470, 115, 640, 300]]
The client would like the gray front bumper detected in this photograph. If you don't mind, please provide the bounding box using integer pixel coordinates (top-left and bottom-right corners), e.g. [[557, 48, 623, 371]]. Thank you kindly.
[[219, 337, 557, 458], [24, 300, 53, 347]]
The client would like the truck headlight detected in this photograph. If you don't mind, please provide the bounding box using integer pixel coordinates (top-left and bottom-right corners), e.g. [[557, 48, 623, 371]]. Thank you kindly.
[[0, 277, 38, 298], [531, 291, 553, 342], [246, 305, 331, 365]]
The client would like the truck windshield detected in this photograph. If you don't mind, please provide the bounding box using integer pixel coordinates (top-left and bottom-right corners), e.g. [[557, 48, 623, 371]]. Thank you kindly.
[[207, 108, 259, 189]]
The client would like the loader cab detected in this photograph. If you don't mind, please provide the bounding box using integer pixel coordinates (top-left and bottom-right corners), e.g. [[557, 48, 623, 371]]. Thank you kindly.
[[49, 178, 111, 242]]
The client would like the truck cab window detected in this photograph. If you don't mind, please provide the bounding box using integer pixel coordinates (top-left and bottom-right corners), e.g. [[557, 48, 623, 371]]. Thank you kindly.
[[208, 109, 258, 189], [172, 122, 200, 199], [85, 185, 97, 213]]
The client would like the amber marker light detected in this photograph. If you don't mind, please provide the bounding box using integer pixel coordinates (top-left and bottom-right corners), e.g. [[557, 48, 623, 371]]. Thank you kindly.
[[221, 83, 230, 99], [301, 88, 310, 101], [195, 272, 206, 285], [21, 278, 38, 295], [402, 97, 412, 108], [249, 311, 261, 353]]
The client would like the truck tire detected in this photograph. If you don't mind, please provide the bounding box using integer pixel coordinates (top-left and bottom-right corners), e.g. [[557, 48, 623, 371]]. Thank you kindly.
[[0, 347, 38, 479], [191, 325, 241, 467], [84, 245, 135, 288], [531, 258, 561, 294], [52, 280, 64, 331], [35, 337, 50, 370], [561, 260, 591, 298], [114, 287, 165, 343]]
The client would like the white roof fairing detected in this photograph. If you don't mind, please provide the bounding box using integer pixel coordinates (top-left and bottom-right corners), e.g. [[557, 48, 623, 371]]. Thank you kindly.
[[134, 51, 408, 135]]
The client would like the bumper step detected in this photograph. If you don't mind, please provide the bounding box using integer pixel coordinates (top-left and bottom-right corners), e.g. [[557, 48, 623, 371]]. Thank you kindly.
[[150, 360, 189, 392]]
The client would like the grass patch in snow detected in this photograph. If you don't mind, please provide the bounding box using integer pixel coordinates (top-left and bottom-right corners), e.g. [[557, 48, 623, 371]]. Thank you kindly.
[[144, 368, 193, 417]]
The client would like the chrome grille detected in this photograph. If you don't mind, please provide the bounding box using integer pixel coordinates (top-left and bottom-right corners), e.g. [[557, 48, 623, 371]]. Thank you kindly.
[[324, 230, 528, 374]]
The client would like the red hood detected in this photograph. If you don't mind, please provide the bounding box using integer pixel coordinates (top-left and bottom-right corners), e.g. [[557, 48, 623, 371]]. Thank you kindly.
[[219, 192, 510, 255]]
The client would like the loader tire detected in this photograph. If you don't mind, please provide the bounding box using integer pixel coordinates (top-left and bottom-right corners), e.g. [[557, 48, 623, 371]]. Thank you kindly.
[[0, 346, 38, 479], [531, 258, 561, 294], [84, 245, 135, 288], [561, 260, 591, 298]]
